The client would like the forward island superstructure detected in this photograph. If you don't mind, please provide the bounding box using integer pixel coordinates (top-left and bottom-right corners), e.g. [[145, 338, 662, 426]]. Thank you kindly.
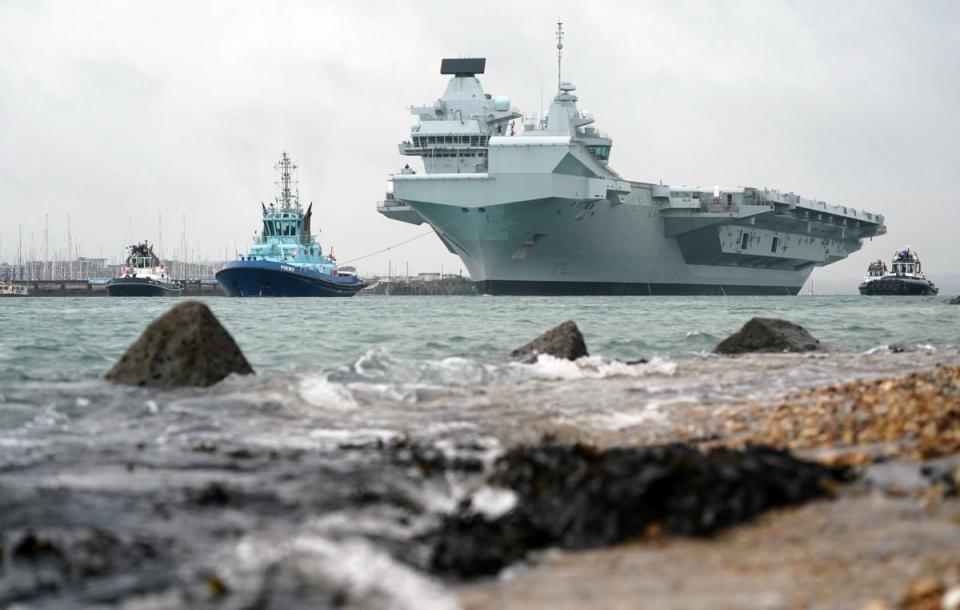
[[378, 26, 887, 295]]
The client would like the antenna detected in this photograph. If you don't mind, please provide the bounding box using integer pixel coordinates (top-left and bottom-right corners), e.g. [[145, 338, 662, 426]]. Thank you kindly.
[[275, 152, 299, 209], [556, 21, 564, 94]]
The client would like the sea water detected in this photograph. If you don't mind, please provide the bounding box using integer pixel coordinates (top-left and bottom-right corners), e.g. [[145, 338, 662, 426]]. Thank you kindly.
[[1, 295, 958, 607]]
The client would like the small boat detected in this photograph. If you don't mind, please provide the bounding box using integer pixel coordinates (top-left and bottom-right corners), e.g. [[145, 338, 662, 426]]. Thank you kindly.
[[106, 241, 183, 297], [216, 152, 365, 297], [0, 281, 28, 297], [858, 246, 938, 296]]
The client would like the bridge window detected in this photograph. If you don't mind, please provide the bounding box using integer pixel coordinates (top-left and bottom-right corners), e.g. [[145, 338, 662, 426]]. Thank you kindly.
[[589, 145, 610, 160], [727, 194, 733, 205], [771, 237, 779, 253], [740, 232, 750, 249]]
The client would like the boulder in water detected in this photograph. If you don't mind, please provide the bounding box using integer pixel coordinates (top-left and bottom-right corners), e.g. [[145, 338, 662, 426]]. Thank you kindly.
[[714, 317, 821, 354], [106, 301, 253, 387], [949, 296, 960, 305], [509, 320, 588, 363]]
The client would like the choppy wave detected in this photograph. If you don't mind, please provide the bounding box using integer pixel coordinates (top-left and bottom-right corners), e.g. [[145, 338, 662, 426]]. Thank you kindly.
[[293, 349, 679, 410]]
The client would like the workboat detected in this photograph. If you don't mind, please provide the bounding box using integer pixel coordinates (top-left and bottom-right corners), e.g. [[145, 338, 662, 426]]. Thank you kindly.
[[378, 25, 887, 295], [106, 241, 183, 297], [1, 281, 28, 297], [859, 247, 938, 295], [216, 152, 365, 297]]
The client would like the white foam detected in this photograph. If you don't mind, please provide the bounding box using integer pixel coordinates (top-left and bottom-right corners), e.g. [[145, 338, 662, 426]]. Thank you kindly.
[[223, 535, 460, 610], [587, 406, 667, 431], [298, 376, 358, 409], [469, 486, 517, 519], [523, 354, 677, 380]]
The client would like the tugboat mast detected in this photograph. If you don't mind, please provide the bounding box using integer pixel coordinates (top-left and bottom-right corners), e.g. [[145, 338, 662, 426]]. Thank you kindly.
[[275, 151, 299, 209]]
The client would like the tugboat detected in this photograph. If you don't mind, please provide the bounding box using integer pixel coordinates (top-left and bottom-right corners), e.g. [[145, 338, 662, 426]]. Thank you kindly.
[[106, 241, 183, 297], [216, 152, 365, 297], [859, 246, 938, 295]]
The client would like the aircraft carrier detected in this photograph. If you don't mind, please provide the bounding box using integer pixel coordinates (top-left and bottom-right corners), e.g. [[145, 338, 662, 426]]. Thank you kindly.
[[378, 25, 887, 295]]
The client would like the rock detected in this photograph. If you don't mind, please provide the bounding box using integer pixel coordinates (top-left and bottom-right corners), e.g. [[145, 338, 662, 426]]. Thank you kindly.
[[430, 442, 848, 578], [105, 301, 253, 387], [509, 320, 588, 363], [714, 317, 821, 354], [949, 296, 960, 305]]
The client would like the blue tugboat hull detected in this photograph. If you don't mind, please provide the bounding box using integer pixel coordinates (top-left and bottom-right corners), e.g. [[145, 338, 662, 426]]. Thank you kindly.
[[216, 260, 364, 297]]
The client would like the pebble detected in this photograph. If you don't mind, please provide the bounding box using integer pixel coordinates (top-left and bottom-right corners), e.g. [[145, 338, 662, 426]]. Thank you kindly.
[[944, 586, 960, 610], [748, 365, 960, 462]]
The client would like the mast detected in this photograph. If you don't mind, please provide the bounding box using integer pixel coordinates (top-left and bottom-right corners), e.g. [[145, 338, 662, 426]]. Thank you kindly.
[[44, 214, 49, 281], [275, 152, 299, 209], [181, 213, 187, 280], [556, 21, 564, 94], [67, 213, 72, 281]]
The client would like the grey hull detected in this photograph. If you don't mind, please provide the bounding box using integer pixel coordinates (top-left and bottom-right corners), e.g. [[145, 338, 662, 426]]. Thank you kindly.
[[476, 280, 800, 296]]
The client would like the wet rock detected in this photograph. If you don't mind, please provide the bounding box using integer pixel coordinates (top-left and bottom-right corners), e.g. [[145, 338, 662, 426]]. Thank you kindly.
[[105, 300, 253, 387], [715, 317, 821, 354], [950, 296, 960, 305], [190, 482, 231, 507], [430, 442, 847, 578], [1, 529, 173, 605], [509, 320, 588, 363], [387, 436, 487, 475], [11, 531, 68, 570]]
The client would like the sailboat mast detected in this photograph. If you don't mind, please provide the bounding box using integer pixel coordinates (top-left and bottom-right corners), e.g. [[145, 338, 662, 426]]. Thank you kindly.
[[44, 214, 49, 281]]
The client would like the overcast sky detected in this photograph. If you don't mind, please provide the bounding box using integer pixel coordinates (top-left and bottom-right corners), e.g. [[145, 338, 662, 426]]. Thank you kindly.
[[1, 0, 957, 290]]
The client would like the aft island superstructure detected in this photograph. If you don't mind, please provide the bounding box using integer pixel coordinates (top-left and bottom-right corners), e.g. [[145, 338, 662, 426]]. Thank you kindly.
[[378, 26, 887, 295]]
